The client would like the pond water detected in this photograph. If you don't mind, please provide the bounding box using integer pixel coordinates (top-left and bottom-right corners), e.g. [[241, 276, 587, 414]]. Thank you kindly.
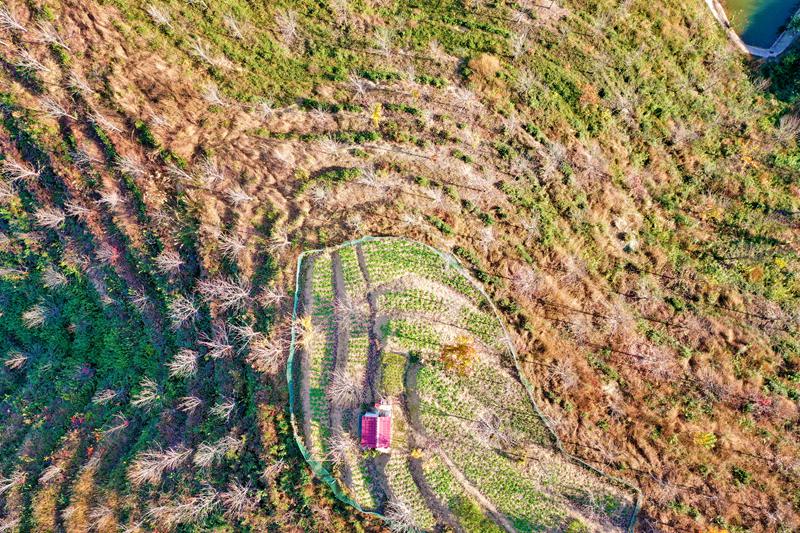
[[724, 0, 800, 48]]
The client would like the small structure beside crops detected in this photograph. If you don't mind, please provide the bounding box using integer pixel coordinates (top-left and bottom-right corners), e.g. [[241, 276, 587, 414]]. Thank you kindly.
[[360, 401, 392, 452]]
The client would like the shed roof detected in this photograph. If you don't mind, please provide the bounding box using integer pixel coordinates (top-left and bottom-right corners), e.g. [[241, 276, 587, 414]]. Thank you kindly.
[[361, 413, 392, 450]]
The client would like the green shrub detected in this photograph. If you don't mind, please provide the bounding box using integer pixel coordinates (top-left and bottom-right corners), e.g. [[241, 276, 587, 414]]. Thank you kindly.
[[381, 352, 406, 396], [426, 214, 453, 235]]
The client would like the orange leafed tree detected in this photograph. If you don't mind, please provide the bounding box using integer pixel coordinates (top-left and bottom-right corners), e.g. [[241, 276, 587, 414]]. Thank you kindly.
[[439, 336, 477, 375]]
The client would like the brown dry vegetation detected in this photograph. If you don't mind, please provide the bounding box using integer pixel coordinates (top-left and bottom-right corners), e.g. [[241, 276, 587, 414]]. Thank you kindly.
[[0, 0, 797, 531]]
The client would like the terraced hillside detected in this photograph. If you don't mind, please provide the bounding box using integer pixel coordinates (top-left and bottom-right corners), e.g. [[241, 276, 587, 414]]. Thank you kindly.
[[0, 0, 797, 531], [289, 237, 639, 532]]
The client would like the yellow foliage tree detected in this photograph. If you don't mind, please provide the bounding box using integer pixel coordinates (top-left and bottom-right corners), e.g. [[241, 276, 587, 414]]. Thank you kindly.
[[439, 336, 477, 375]]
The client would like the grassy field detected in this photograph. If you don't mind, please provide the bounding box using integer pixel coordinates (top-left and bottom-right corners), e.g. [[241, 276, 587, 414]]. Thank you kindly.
[[0, 0, 797, 531]]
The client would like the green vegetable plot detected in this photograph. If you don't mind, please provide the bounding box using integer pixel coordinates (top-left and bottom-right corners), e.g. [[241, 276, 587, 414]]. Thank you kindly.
[[289, 237, 639, 531]]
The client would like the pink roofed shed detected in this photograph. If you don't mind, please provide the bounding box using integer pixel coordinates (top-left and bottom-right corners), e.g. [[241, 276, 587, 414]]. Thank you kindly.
[[360, 402, 392, 452]]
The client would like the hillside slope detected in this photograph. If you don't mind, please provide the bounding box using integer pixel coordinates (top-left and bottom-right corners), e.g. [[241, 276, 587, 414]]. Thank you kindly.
[[0, 0, 797, 531]]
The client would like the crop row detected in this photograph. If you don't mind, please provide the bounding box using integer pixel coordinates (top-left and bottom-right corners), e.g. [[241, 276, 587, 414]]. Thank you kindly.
[[362, 239, 482, 304], [421, 454, 504, 533], [338, 246, 367, 296], [419, 406, 565, 531], [383, 407, 436, 530], [307, 253, 336, 456], [378, 288, 450, 316], [345, 446, 377, 510], [382, 318, 443, 354]]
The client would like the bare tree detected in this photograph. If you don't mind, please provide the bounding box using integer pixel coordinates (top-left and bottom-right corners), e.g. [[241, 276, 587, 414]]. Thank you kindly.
[[168, 348, 198, 378], [190, 37, 233, 70], [275, 10, 298, 47], [146, 485, 217, 528], [101, 414, 129, 439], [155, 249, 184, 275], [41, 97, 76, 120], [247, 336, 284, 373], [36, 21, 70, 50], [88, 505, 115, 531], [230, 322, 260, 348], [95, 243, 118, 264], [2, 158, 39, 182], [16, 49, 49, 73], [128, 445, 192, 485], [202, 83, 227, 107], [0, 518, 20, 532], [177, 395, 202, 413], [198, 156, 225, 187], [0, 7, 26, 33], [65, 200, 90, 219], [146, 4, 172, 28], [385, 501, 418, 533], [193, 436, 240, 468], [199, 323, 234, 359], [210, 398, 236, 420], [261, 459, 287, 484], [428, 39, 446, 62], [374, 27, 391, 56], [329, 0, 349, 22], [223, 14, 244, 39], [328, 368, 362, 408], [510, 29, 529, 60], [33, 207, 66, 229], [218, 232, 246, 261], [348, 72, 373, 100], [257, 285, 286, 307], [549, 358, 578, 390], [41, 266, 68, 289], [357, 165, 387, 191], [0, 471, 25, 496], [131, 376, 160, 409], [324, 431, 357, 466], [38, 465, 62, 485], [250, 99, 273, 121], [0, 179, 14, 203], [513, 267, 543, 299], [89, 110, 123, 134], [22, 302, 49, 327], [166, 162, 195, 185], [115, 155, 146, 177], [268, 228, 291, 254], [220, 480, 257, 519], [225, 185, 254, 205], [68, 71, 93, 95], [168, 295, 200, 329], [4, 350, 27, 370], [92, 388, 118, 405], [197, 277, 251, 312], [778, 113, 800, 142]]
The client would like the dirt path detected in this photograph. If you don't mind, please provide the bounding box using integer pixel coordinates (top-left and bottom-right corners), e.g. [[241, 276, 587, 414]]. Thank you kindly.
[[355, 244, 382, 402], [353, 243, 395, 511], [299, 257, 314, 452], [404, 363, 515, 533], [329, 250, 353, 486]]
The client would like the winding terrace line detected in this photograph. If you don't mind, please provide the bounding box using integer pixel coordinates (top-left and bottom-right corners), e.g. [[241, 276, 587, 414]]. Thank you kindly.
[[354, 242, 393, 510], [405, 362, 515, 533], [298, 257, 315, 452], [329, 250, 353, 486]]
